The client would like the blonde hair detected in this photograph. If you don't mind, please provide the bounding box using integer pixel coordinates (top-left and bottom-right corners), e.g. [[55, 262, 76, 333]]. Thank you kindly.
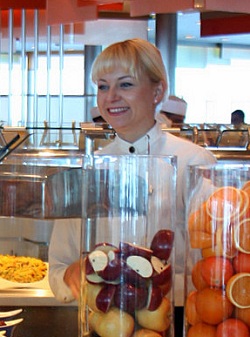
[[92, 38, 168, 92]]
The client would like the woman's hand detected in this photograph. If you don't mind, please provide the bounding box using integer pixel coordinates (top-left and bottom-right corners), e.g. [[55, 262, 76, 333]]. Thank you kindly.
[[63, 260, 81, 300]]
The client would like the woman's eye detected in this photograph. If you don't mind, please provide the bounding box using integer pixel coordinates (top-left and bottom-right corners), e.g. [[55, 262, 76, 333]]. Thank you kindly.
[[120, 82, 133, 88], [98, 84, 109, 91]]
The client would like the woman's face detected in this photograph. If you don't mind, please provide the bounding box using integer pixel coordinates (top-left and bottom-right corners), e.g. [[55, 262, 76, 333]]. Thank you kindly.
[[96, 66, 164, 142]]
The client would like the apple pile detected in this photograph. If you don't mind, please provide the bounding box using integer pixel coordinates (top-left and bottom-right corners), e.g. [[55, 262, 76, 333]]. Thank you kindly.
[[84, 229, 174, 337]]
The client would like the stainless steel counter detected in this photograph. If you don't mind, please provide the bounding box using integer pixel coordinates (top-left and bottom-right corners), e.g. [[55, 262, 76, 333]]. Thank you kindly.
[[0, 288, 61, 307], [211, 148, 250, 163]]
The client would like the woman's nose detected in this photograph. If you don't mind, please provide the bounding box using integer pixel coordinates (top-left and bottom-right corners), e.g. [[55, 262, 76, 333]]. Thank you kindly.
[[106, 86, 120, 101]]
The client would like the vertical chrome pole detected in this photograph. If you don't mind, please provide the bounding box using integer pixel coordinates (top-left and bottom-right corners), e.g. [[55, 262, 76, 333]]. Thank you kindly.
[[8, 9, 13, 125], [59, 24, 64, 127], [33, 9, 39, 126], [21, 9, 27, 126], [0, 10, 2, 119], [46, 25, 51, 124]]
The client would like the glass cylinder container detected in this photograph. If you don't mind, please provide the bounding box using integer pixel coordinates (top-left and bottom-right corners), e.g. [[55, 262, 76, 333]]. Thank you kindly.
[[184, 163, 250, 337], [80, 155, 177, 337]]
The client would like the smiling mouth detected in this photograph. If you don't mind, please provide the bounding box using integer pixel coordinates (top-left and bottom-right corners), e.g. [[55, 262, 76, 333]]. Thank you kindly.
[[108, 107, 128, 114]]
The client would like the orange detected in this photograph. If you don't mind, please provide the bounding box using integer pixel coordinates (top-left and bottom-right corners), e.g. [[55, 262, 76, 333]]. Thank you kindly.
[[234, 218, 250, 253], [235, 306, 250, 328], [242, 180, 250, 203], [201, 256, 234, 288], [242, 185, 250, 211], [242, 180, 250, 191], [185, 291, 202, 326], [189, 230, 215, 249], [215, 224, 238, 259], [216, 318, 250, 337], [188, 202, 212, 233], [206, 186, 242, 222], [191, 259, 209, 290], [202, 244, 223, 258], [233, 252, 250, 273], [232, 189, 250, 226], [239, 189, 250, 217], [187, 322, 216, 337], [226, 272, 250, 309], [196, 288, 234, 325], [242, 184, 250, 214]]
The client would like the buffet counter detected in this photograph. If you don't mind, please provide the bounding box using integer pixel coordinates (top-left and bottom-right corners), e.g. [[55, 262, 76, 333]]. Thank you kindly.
[[0, 272, 76, 307], [0, 288, 60, 307], [210, 148, 250, 163]]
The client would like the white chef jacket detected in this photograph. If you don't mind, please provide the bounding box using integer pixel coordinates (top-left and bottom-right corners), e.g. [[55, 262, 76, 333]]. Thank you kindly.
[[48, 122, 216, 306]]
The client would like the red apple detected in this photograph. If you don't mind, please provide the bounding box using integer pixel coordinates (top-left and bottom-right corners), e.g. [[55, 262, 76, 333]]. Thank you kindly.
[[135, 297, 171, 332], [132, 329, 162, 337], [94, 242, 118, 254], [85, 255, 95, 275], [114, 283, 148, 313], [151, 262, 172, 287], [88, 250, 108, 272], [151, 256, 165, 274], [98, 250, 122, 282], [159, 279, 172, 296], [89, 307, 135, 337], [122, 263, 148, 287], [96, 284, 116, 313], [150, 230, 174, 261], [119, 241, 153, 260], [86, 272, 105, 284], [126, 255, 153, 278], [86, 283, 103, 312], [146, 283, 163, 311]]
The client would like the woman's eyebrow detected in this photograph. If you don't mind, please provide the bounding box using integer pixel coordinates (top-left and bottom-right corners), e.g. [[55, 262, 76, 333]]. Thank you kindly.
[[118, 75, 133, 80], [97, 75, 134, 83]]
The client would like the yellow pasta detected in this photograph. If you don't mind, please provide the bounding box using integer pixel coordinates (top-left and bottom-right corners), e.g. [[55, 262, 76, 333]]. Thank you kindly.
[[0, 255, 47, 283]]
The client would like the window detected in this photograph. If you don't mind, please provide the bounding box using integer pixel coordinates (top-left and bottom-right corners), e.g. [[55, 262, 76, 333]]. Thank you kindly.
[[176, 45, 250, 124]]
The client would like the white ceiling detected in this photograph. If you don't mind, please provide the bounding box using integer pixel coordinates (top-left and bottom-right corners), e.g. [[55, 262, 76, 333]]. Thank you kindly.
[[177, 12, 250, 47]]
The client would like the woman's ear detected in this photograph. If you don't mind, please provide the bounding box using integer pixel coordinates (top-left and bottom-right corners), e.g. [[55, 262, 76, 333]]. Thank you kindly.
[[154, 81, 166, 104]]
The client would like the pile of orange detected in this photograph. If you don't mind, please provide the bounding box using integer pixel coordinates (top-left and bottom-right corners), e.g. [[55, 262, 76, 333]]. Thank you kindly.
[[186, 183, 250, 337]]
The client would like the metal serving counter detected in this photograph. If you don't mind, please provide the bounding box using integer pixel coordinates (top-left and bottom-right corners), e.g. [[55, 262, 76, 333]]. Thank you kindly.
[[210, 148, 250, 163], [80, 122, 250, 163]]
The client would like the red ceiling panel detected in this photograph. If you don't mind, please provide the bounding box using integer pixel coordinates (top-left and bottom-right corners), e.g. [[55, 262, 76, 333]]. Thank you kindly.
[[46, 0, 97, 25], [129, 0, 250, 17], [201, 13, 250, 37], [0, 0, 46, 9]]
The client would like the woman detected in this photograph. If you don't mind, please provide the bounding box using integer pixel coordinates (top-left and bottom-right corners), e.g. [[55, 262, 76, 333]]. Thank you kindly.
[[49, 38, 216, 313]]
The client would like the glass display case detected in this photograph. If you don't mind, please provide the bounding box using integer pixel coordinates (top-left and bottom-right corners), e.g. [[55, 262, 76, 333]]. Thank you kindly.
[[0, 127, 83, 307]]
